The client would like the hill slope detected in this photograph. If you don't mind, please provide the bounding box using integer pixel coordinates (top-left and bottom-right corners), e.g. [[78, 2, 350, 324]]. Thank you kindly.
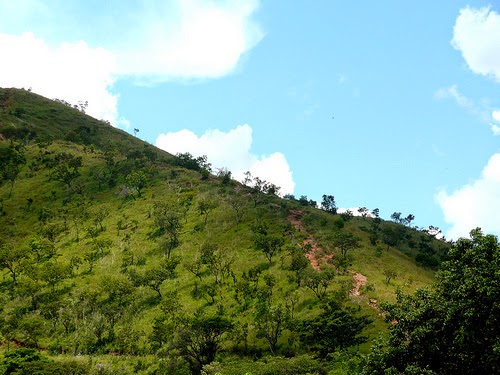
[[0, 88, 449, 374]]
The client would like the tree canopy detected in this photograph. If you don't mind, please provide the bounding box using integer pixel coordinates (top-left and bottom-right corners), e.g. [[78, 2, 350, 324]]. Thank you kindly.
[[364, 228, 500, 375]]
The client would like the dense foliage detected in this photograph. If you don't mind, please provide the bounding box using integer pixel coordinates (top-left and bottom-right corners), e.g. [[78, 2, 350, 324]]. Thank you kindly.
[[364, 229, 500, 374]]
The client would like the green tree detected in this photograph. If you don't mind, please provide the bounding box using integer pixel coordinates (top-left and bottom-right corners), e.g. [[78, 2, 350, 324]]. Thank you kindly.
[[381, 225, 401, 251], [41, 261, 71, 291], [340, 209, 353, 221], [89, 206, 109, 232], [383, 269, 397, 285], [304, 269, 335, 300], [99, 275, 134, 337], [37, 221, 64, 243], [226, 194, 246, 225], [152, 202, 182, 249], [199, 243, 234, 301], [83, 250, 102, 273], [390, 211, 402, 223], [51, 152, 82, 190], [403, 213, 415, 227], [262, 181, 280, 195], [0, 243, 29, 285], [90, 166, 109, 190], [364, 228, 500, 374], [17, 314, 46, 347], [334, 232, 361, 259], [255, 303, 290, 355], [16, 276, 44, 310], [358, 207, 369, 217], [287, 245, 310, 288], [299, 299, 371, 357], [28, 237, 56, 262], [298, 195, 317, 207], [0, 144, 26, 198], [254, 234, 285, 264], [321, 194, 337, 214], [197, 195, 219, 225], [333, 231, 361, 271], [243, 172, 280, 205], [126, 170, 147, 198], [175, 152, 211, 172], [172, 312, 233, 373], [216, 167, 232, 185], [129, 257, 180, 298]]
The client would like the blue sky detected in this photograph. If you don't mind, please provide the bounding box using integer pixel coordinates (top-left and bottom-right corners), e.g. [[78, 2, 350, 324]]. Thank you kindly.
[[1, 1, 499, 240]]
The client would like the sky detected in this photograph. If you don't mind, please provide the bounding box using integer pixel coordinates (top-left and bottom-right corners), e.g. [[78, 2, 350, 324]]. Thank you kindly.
[[0, 0, 499, 240]]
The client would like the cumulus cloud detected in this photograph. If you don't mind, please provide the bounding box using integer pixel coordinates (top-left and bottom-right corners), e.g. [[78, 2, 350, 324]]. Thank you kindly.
[[0, 32, 120, 124], [452, 6, 500, 81], [491, 124, 500, 136], [436, 153, 500, 240], [493, 110, 500, 121], [115, 0, 264, 82], [155, 124, 295, 194]]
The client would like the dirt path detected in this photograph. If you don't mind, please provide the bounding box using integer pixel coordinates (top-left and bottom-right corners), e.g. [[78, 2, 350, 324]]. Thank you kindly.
[[287, 210, 378, 310], [350, 272, 367, 296], [350, 272, 381, 311], [288, 209, 330, 271]]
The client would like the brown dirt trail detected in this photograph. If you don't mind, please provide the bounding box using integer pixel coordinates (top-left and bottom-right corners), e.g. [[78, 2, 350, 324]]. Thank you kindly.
[[287, 209, 331, 271]]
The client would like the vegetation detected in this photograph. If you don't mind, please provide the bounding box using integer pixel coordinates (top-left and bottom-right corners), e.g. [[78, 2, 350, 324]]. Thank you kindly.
[[0, 87, 494, 374], [364, 229, 500, 374]]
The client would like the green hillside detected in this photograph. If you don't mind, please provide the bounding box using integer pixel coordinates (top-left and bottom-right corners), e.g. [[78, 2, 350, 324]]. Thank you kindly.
[[0, 88, 451, 374]]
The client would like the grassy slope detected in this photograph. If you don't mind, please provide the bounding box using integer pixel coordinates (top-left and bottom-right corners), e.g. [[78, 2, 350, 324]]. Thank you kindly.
[[0, 88, 448, 373]]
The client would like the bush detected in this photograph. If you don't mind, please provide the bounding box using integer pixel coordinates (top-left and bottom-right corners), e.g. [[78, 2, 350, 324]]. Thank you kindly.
[[333, 218, 345, 229], [10, 360, 89, 375], [216, 354, 323, 375], [0, 348, 89, 375], [1, 348, 47, 374]]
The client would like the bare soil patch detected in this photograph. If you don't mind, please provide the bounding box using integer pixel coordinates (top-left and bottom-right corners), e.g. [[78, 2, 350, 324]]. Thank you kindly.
[[288, 209, 332, 271], [350, 272, 367, 296]]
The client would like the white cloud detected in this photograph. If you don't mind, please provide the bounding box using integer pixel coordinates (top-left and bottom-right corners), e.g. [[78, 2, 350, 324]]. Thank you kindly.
[[436, 153, 500, 240], [434, 85, 474, 109], [155, 124, 295, 194], [452, 6, 500, 82], [491, 110, 500, 135], [434, 85, 498, 125], [0, 32, 120, 125], [490, 124, 500, 136], [115, 0, 264, 83]]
